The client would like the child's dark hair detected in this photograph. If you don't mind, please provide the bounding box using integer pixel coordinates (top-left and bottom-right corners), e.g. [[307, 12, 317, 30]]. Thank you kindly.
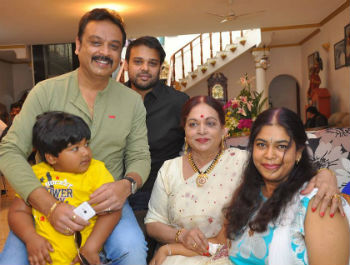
[[33, 111, 91, 163]]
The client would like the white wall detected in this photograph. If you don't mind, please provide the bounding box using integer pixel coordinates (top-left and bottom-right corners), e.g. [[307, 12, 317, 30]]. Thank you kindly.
[[185, 51, 256, 99], [301, 7, 350, 114]]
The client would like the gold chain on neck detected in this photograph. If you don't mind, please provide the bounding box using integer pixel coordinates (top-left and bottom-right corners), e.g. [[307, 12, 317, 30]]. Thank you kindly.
[[188, 150, 223, 187]]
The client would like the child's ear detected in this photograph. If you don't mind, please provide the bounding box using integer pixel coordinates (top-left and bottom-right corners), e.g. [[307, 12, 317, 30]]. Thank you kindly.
[[45, 153, 57, 165]]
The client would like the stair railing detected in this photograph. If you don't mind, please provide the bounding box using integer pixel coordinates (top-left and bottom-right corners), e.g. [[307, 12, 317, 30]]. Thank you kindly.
[[168, 30, 241, 84]]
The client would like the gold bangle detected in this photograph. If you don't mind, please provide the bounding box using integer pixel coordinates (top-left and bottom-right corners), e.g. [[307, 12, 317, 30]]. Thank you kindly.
[[175, 228, 183, 243], [47, 200, 62, 220], [317, 168, 335, 176]]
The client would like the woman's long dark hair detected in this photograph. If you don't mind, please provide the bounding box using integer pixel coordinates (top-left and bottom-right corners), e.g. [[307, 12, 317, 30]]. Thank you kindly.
[[226, 107, 316, 238]]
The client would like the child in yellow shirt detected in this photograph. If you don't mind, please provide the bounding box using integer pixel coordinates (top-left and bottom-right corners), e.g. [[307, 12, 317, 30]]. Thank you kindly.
[[8, 111, 121, 265]]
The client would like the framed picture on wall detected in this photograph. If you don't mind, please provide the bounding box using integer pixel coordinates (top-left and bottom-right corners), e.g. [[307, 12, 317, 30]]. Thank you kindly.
[[334, 40, 346, 69], [345, 23, 350, 66]]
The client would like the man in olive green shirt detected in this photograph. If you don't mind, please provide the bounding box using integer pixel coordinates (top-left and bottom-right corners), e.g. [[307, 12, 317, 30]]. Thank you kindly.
[[0, 8, 150, 265]]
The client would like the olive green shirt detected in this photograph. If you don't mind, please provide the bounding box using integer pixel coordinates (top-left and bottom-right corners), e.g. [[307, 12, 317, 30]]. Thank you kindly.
[[0, 70, 150, 201]]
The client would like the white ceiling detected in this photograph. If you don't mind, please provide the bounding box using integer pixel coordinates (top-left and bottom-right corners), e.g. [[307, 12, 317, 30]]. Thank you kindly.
[[0, 0, 348, 62]]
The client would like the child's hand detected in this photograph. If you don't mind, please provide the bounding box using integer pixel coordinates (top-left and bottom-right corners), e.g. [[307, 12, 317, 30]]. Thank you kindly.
[[149, 246, 168, 265], [26, 234, 53, 265], [72, 244, 100, 265]]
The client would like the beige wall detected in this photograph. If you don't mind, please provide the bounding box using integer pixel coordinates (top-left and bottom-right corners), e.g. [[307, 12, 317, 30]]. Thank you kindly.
[[267, 46, 302, 93]]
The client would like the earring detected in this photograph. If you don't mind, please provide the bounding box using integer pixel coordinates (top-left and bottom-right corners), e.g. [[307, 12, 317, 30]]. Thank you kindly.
[[184, 138, 189, 155], [296, 157, 300, 165], [221, 136, 225, 150]]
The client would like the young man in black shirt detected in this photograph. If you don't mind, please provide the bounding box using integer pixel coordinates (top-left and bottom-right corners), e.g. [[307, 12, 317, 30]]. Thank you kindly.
[[125, 36, 189, 211]]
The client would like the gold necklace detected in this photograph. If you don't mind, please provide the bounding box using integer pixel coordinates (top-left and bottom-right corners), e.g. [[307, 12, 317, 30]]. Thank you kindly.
[[188, 150, 223, 187]]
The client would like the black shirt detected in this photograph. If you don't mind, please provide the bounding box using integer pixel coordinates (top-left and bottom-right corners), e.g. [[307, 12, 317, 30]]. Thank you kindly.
[[126, 80, 189, 209]]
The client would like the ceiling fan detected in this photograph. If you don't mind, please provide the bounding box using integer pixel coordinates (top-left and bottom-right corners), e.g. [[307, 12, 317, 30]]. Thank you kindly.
[[207, 0, 264, 23]]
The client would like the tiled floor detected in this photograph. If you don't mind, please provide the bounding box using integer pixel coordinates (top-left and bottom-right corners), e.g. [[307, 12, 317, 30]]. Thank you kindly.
[[0, 177, 14, 251]]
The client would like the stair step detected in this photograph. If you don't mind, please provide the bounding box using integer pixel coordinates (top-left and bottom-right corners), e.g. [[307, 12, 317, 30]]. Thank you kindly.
[[225, 43, 238, 52], [216, 50, 228, 60], [206, 57, 217, 66]]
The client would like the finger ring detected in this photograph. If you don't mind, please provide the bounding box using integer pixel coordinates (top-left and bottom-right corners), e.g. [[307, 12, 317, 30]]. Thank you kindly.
[[332, 193, 341, 202], [65, 226, 72, 234], [193, 242, 197, 248], [72, 215, 76, 221]]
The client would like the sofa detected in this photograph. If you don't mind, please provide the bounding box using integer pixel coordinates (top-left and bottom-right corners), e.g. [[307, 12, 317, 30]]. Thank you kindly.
[[328, 112, 350, 127]]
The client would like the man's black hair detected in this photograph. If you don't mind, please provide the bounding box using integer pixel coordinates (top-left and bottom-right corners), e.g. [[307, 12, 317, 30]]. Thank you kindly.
[[78, 8, 126, 47], [125, 36, 166, 65], [32, 111, 91, 163], [306, 106, 319, 115]]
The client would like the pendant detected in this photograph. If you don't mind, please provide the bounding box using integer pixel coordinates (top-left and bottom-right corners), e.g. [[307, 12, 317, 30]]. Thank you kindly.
[[196, 174, 208, 187]]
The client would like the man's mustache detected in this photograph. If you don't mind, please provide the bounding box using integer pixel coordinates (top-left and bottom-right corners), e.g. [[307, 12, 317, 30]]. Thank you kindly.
[[91, 55, 113, 65], [136, 70, 151, 78]]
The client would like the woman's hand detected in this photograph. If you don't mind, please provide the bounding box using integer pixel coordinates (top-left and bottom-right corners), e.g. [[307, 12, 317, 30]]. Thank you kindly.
[[301, 168, 344, 217], [89, 181, 129, 213], [149, 246, 168, 265], [49, 203, 89, 234], [179, 228, 208, 254], [26, 234, 53, 265]]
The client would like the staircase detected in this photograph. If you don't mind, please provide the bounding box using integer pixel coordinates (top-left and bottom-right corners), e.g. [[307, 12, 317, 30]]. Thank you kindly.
[[168, 29, 261, 92]]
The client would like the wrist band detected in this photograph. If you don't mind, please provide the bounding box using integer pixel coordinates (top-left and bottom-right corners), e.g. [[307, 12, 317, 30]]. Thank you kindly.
[[317, 168, 335, 176], [175, 228, 183, 243], [165, 244, 172, 256], [47, 200, 62, 220]]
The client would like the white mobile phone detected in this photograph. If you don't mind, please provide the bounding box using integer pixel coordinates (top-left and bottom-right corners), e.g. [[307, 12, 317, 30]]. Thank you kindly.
[[73, 202, 96, 221]]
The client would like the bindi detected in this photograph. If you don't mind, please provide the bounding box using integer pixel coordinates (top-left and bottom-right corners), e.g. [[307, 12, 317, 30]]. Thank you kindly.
[[200, 114, 204, 118]]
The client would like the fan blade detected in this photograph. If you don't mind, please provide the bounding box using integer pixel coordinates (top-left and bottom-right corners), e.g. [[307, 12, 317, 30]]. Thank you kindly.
[[235, 10, 265, 18], [206, 11, 226, 18]]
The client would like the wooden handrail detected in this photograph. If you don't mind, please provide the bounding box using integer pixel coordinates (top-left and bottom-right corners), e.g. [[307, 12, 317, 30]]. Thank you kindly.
[[172, 34, 201, 56], [170, 33, 203, 79], [168, 30, 240, 81]]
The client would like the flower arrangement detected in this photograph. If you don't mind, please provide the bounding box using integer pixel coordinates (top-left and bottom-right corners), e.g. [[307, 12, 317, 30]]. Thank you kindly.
[[224, 73, 267, 137]]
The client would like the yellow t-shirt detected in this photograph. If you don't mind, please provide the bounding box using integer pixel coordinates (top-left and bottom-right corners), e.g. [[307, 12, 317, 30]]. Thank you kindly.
[[32, 159, 114, 265]]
